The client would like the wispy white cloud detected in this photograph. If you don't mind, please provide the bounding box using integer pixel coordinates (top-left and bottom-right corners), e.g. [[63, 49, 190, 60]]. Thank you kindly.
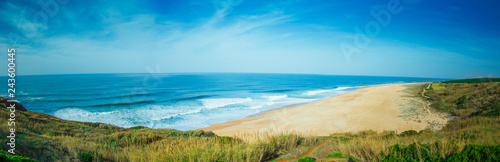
[[0, 0, 498, 78], [0, 0, 299, 74]]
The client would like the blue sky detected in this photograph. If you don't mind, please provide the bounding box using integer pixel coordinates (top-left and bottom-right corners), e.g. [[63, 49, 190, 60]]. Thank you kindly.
[[1, 0, 499, 78]]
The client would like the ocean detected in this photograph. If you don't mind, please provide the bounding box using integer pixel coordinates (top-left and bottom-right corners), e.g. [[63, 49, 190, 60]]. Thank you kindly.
[[2, 73, 445, 131]]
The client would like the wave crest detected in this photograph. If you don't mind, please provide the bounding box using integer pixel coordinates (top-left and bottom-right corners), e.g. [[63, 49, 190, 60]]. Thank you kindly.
[[200, 98, 252, 109]]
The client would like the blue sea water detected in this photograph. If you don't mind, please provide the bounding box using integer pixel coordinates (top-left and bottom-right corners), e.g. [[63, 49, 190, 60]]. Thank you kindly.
[[1, 73, 445, 131]]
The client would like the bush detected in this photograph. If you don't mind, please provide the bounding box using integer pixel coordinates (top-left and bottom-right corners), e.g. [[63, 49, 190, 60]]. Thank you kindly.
[[482, 103, 500, 117], [326, 152, 344, 158], [399, 130, 418, 137], [297, 156, 315, 162], [381, 142, 500, 162], [348, 156, 360, 161], [0, 151, 36, 162], [384, 133, 395, 139], [80, 151, 95, 162], [447, 144, 500, 161]]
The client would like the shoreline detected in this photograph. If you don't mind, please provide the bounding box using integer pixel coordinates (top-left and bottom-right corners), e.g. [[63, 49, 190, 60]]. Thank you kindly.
[[199, 82, 450, 136], [244, 85, 368, 118]]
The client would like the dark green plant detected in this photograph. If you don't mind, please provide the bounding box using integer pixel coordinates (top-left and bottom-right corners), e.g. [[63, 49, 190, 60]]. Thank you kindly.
[[0, 151, 36, 162], [456, 95, 467, 109], [80, 151, 95, 162], [326, 152, 344, 158], [384, 133, 395, 139], [482, 103, 500, 117], [399, 130, 418, 137], [381, 142, 500, 162], [348, 155, 359, 162], [297, 156, 315, 162], [447, 144, 500, 161]]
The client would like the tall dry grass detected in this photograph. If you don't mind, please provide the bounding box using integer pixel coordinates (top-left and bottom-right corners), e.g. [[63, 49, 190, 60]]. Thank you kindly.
[[52, 128, 319, 162], [306, 116, 500, 161]]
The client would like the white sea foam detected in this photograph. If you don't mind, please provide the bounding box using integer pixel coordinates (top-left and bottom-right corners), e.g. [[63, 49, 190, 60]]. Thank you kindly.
[[157, 108, 202, 120], [54, 108, 124, 123], [277, 98, 317, 105], [302, 90, 331, 96], [302, 87, 355, 96], [29, 97, 44, 101], [53, 105, 203, 128], [263, 95, 288, 101], [200, 97, 253, 109], [248, 101, 277, 109], [334, 87, 352, 91], [246, 95, 288, 110], [51, 87, 353, 131], [250, 105, 264, 109]]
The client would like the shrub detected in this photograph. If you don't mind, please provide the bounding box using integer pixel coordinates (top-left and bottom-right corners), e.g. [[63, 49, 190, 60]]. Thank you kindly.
[[80, 151, 95, 162], [399, 130, 418, 137], [348, 156, 360, 161], [326, 152, 344, 158], [482, 103, 500, 117], [297, 156, 315, 162], [0, 151, 36, 162], [447, 145, 500, 161], [381, 142, 500, 162], [384, 133, 395, 139]]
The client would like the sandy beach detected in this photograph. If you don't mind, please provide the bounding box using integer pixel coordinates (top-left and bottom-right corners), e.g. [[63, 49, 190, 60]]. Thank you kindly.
[[199, 83, 450, 136]]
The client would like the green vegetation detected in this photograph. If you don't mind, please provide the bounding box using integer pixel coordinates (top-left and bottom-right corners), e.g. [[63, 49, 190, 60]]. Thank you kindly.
[[442, 78, 500, 84], [447, 144, 500, 161], [431, 82, 446, 90], [80, 151, 95, 162], [381, 142, 443, 161], [297, 156, 315, 162], [398, 130, 419, 137], [381, 142, 500, 162], [0, 151, 35, 162], [326, 152, 344, 158], [425, 79, 500, 117], [0, 78, 499, 161]]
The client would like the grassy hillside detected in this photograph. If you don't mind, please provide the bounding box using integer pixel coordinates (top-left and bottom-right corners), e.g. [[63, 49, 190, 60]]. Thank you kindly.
[[0, 98, 319, 161], [424, 79, 500, 117], [1, 78, 499, 161]]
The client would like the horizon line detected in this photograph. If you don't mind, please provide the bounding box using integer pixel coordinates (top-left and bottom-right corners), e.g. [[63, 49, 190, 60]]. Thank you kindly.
[[0, 72, 458, 80]]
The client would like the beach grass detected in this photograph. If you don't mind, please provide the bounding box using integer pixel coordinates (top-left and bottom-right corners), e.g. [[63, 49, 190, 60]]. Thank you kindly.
[[1, 78, 499, 161], [0, 107, 319, 161]]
